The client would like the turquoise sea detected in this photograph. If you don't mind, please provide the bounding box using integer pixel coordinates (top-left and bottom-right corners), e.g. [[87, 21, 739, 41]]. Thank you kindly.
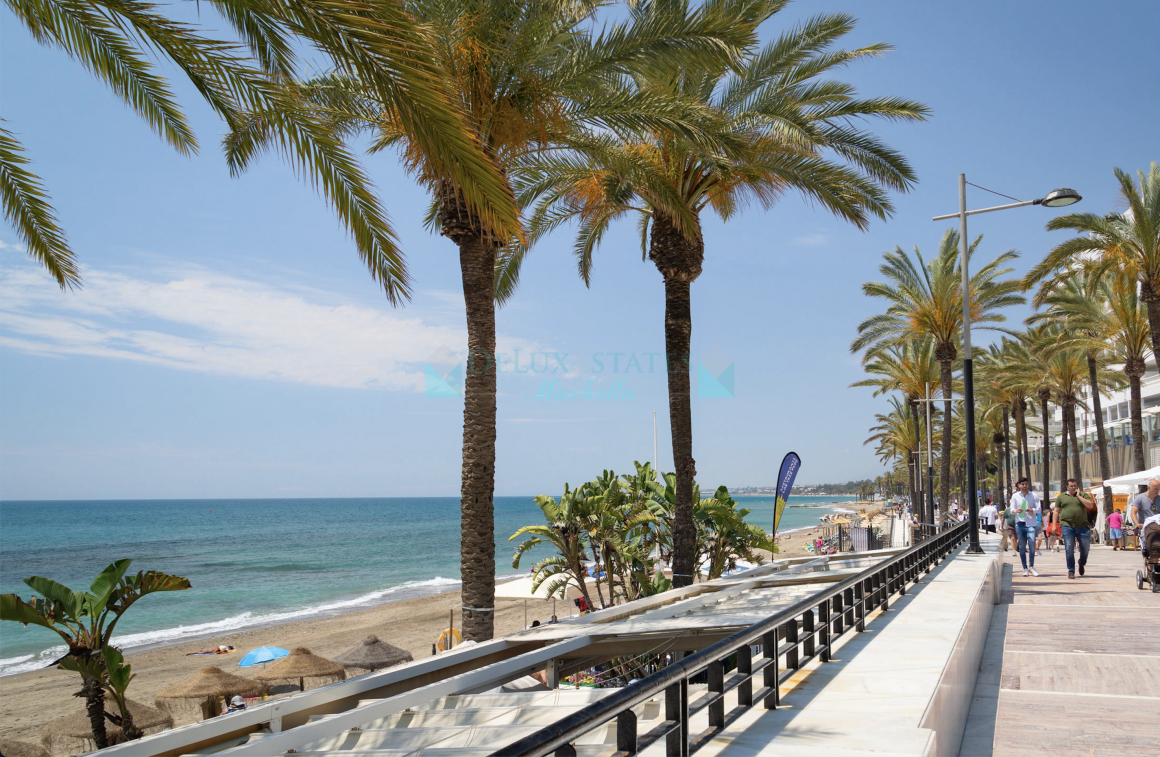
[[0, 495, 855, 675]]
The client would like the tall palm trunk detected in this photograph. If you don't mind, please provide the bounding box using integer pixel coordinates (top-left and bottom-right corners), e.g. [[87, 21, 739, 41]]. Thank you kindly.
[[937, 354, 954, 523], [81, 674, 109, 749], [1070, 409, 1081, 481], [649, 215, 703, 588], [910, 401, 922, 517], [1003, 406, 1013, 506], [1126, 357, 1147, 473], [1025, 398, 1034, 482], [1060, 398, 1069, 493], [1038, 388, 1052, 508], [1140, 283, 1160, 376], [1087, 354, 1114, 517], [443, 186, 498, 642]]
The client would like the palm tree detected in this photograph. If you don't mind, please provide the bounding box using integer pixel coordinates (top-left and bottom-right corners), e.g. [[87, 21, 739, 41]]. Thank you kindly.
[[853, 229, 1024, 519], [1, 560, 190, 748], [510, 484, 598, 612], [1027, 163, 1160, 374], [865, 395, 920, 480], [1031, 269, 1136, 512], [522, 7, 928, 585], [5, 0, 521, 294], [278, 0, 758, 639], [851, 338, 941, 520]]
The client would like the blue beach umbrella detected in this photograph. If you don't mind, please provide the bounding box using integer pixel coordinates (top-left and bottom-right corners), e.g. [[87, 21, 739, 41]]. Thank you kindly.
[[239, 646, 289, 668]]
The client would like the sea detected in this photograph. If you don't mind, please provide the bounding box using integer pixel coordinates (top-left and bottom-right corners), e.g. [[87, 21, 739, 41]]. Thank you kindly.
[[0, 495, 856, 676]]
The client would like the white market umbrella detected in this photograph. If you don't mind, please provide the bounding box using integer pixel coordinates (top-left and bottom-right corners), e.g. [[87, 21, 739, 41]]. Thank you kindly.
[[1103, 466, 1160, 488]]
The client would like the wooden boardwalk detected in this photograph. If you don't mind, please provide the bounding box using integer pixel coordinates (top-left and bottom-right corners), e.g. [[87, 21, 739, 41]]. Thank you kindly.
[[960, 539, 1160, 756]]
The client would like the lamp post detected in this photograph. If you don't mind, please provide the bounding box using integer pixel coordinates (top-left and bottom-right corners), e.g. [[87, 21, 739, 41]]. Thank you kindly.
[[933, 176, 1081, 553]]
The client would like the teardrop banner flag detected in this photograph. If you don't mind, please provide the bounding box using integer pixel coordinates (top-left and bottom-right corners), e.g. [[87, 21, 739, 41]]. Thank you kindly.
[[773, 452, 802, 539]]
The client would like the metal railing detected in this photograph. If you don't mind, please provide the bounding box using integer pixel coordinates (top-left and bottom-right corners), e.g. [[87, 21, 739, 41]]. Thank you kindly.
[[492, 520, 970, 757]]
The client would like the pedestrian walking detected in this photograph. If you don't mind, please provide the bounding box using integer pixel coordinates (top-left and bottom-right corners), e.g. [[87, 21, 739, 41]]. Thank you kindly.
[[1056, 478, 1096, 579], [1010, 477, 1041, 577], [979, 498, 998, 534], [999, 500, 1017, 552], [1129, 479, 1159, 552], [1108, 508, 1125, 550]]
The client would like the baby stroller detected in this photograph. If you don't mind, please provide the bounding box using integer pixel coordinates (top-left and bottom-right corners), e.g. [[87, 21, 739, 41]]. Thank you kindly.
[[1137, 521, 1160, 592]]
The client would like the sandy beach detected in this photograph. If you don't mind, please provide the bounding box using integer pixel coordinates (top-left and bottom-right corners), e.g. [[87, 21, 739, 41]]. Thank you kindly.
[[0, 587, 556, 748], [0, 500, 883, 750]]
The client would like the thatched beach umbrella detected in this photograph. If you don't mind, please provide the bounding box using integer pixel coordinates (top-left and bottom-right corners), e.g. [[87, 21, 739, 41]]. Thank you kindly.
[[42, 699, 172, 752], [155, 666, 262, 722], [333, 636, 413, 674], [253, 647, 345, 691], [0, 738, 49, 757]]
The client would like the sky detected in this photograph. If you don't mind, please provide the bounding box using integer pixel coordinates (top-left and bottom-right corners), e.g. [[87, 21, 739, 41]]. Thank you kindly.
[[1, 0, 1157, 500]]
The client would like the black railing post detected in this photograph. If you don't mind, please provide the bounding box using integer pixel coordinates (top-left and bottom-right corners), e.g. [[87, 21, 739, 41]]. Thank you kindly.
[[762, 631, 778, 709], [665, 682, 683, 757], [707, 660, 724, 729], [784, 619, 799, 671], [617, 710, 637, 756], [843, 587, 855, 629], [555, 745, 576, 757], [802, 609, 815, 658], [854, 581, 865, 632], [832, 593, 844, 636], [818, 601, 831, 662], [737, 644, 752, 708]]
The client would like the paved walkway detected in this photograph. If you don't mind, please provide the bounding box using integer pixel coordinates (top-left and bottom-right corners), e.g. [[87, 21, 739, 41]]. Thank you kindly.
[[960, 539, 1160, 756]]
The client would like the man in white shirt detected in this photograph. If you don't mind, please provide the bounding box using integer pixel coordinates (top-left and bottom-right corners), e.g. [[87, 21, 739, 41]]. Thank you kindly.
[[1009, 477, 1041, 577], [979, 500, 999, 534]]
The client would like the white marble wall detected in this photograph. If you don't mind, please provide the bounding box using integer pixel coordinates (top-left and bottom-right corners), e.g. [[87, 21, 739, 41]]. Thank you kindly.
[[919, 550, 1000, 756]]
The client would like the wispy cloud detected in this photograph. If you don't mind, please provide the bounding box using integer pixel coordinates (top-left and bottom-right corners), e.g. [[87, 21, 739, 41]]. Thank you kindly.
[[793, 233, 829, 246], [0, 259, 540, 392]]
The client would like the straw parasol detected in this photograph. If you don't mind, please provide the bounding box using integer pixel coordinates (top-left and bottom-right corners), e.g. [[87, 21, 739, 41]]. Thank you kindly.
[[0, 739, 49, 757], [253, 647, 345, 691], [333, 636, 413, 673], [42, 699, 172, 752], [155, 666, 262, 722]]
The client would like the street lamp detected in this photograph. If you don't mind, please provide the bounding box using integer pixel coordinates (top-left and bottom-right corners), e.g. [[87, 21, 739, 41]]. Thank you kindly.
[[933, 176, 1081, 554]]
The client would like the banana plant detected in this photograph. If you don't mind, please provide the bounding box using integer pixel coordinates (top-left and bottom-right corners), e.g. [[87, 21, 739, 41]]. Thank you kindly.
[[0, 560, 190, 747], [511, 485, 598, 612]]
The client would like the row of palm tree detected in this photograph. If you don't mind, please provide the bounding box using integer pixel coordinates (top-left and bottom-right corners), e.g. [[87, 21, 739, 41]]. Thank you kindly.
[[856, 163, 1160, 522], [511, 461, 772, 608], [12, 1, 930, 641]]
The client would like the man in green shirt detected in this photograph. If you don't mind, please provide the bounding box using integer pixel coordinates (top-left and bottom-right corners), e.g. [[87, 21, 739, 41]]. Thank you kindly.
[[1055, 478, 1096, 579]]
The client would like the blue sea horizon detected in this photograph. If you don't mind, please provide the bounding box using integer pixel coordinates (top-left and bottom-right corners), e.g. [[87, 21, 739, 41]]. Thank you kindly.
[[0, 494, 857, 675]]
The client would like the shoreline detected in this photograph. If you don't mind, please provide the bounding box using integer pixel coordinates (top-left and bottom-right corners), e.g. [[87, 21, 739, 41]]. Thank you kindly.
[[0, 500, 885, 747], [0, 585, 559, 747]]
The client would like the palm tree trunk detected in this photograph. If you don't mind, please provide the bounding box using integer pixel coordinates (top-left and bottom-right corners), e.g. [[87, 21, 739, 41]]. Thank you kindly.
[[649, 216, 703, 588], [447, 209, 499, 642], [939, 359, 954, 524], [1139, 283, 1160, 376], [1003, 406, 1012, 506], [81, 674, 109, 749], [1021, 399, 1031, 483], [910, 402, 922, 515], [1128, 364, 1147, 473], [1039, 390, 1052, 508], [1060, 401, 1069, 493], [1088, 355, 1114, 518], [1068, 401, 1081, 482]]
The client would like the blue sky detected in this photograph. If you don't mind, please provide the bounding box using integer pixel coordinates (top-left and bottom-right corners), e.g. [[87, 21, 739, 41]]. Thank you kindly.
[[2, 0, 1157, 500]]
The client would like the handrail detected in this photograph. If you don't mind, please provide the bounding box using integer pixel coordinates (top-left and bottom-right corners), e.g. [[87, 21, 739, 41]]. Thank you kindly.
[[491, 521, 971, 757]]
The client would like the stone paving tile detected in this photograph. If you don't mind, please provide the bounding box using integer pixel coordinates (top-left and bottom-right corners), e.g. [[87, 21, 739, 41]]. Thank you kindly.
[[985, 544, 1160, 757]]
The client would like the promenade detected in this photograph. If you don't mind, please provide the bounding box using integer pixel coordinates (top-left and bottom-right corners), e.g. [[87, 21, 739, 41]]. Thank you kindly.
[[961, 540, 1160, 756]]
